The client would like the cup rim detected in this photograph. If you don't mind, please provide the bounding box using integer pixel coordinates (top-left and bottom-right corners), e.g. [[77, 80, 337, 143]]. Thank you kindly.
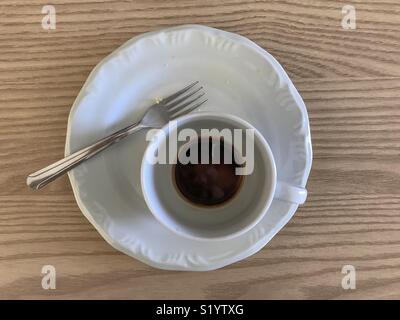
[[141, 112, 277, 241]]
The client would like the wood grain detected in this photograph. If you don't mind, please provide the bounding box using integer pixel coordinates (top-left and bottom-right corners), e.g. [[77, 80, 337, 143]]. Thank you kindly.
[[0, 0, 399, 299]]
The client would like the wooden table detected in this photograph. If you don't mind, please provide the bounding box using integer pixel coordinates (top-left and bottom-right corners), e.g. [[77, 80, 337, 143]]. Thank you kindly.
[[1, 0, 399, 299]]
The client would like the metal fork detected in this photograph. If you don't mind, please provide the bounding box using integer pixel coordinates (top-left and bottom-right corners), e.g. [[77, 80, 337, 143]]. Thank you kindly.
[[27, 81, 207, 190]]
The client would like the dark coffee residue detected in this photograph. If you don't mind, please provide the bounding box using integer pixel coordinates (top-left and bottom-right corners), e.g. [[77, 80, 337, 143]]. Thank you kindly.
[[174, 137, 243, 206]]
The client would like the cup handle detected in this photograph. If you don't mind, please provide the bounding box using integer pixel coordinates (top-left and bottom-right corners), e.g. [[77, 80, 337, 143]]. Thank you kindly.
[[274, 181, 307, 205]]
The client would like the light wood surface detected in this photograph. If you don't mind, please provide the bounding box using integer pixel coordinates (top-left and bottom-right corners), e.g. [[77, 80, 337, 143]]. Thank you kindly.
[[1, 0, 399, 299]]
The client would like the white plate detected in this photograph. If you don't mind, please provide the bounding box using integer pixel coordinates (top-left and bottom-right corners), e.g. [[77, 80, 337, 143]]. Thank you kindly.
[[66, 25, 312, 271]]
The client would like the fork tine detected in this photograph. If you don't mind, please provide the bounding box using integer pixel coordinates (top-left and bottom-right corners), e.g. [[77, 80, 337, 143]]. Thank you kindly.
[[167, 92, 205, 114], [164, 86, 203, 110], [170, 99, 208, 119], [160, 81, 199, 105]]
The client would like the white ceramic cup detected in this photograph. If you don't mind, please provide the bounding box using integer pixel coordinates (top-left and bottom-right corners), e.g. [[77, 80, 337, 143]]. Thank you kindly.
[[141, 113, 307, 241]]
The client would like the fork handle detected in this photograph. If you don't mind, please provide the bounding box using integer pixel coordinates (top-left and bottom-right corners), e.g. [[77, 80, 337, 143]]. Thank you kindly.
[[27, 122, 146, 190]]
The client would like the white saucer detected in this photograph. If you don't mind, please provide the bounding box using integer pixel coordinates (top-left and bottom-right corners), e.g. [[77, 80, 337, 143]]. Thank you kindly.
[[66, 25, 312, 271]]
